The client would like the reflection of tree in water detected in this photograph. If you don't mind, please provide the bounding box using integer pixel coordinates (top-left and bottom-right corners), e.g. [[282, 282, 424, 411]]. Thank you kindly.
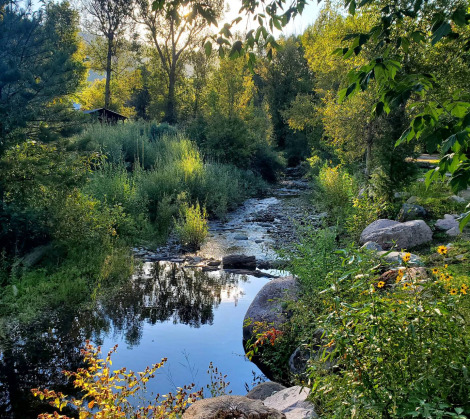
[[87, 262, 247, 346], [0, 312, 85, 418], [0, 262, 247, 417]]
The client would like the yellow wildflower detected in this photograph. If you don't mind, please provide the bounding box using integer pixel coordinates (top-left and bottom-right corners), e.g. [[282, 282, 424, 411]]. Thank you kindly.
[[461, 288, 467, 295], [402, 282, 412, 290], [402, 253, 411, 263], [444, 264, 448, 269], [437, 246, 447, 255], [377, 281, 385, 288], [450, 288, 458, 296], [432, 268, 439, 275], [461, 284, 468, 290]]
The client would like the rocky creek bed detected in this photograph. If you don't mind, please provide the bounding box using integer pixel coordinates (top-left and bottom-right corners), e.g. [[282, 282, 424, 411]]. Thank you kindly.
[[0, 174, 321, 418]]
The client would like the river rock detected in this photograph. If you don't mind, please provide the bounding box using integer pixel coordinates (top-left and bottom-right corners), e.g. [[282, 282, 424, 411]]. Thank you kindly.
[[234, 234, 249, 240], [243, 276, 300, 343], [377, 251, 423, 266], [361, 241, 383, 251], [246, 382, 287, 401], [435, 214, 459, 231], [223, 255, 256, 269], [263, 386, 317, 419], [397, 203, 427, 222], [360, 219, 432, 250], [449, 195, 466, 204], [182, 395, 286, 419]]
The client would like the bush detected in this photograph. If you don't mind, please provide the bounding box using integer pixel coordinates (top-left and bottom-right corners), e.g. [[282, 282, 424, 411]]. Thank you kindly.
[[309, 248, 470, 418], [313, 164, 356, 223], [174, 200, 208, 249]]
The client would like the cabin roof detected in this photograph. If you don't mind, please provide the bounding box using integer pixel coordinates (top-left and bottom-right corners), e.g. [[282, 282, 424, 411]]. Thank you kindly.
[[83, 108, 127, 119]]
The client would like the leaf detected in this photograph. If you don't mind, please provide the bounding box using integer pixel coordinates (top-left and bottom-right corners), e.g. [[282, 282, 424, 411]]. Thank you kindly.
[[432, 22, 452, 45], [452, 7, 468, 27], [204, 41, 212, 56], [229, 40, 243, 59], [410, 31, 425, 42], [349, 0, 356, 15], [424, 168, 440, 189], [88, 400, 95, 409]]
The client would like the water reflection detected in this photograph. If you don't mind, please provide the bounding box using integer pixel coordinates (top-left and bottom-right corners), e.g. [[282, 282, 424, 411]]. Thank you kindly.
[[0, 262, 253, 418]]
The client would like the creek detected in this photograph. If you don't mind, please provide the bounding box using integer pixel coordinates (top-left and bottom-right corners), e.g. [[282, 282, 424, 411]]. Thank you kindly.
[[0, 177, 317, 418]]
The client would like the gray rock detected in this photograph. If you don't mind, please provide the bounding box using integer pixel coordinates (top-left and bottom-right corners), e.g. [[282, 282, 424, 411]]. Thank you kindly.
[[458, 189, 470, 201], [406, 196, 419, 204], [455, 254, 465, 261], [263, 386, 317, 419], [207, 260, 221, 267], [449, 195, 466, 204], [288, 347, 311, 375], [397, 203, 427, 222], [446, 227, 461, 237], [223, 255, 256, 269], [394, 192, 410, 199], [246, 382, 287, 401], [182, 395, 286, 419], [234, 234, 249, 240], [360, 219, 432, 250], [361, 241, 383, 252], [435, 214, 459, 231], [243, 276, 300, 343], [19, 244, 53, 269], [377, 251, 423, 266]]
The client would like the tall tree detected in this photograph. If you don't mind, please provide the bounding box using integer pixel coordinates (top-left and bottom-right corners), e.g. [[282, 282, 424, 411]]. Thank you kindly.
[[81, 0, 134, 109], [135, 0, 223, 123], [0, 1, 86, 147]]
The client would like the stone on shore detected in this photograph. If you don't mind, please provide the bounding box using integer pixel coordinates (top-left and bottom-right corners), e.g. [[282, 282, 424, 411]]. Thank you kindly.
[[246, 382, 287, 401], [360, 219, 432, 250], [263, 386, 317, 419], [182, 395, 286, 419]]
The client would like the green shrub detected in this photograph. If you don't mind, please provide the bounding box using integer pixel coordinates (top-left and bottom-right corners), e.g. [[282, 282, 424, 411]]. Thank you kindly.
[[313, 164, 356, 223], [174, 200, 208, 249], [309, 248, 470, 418]]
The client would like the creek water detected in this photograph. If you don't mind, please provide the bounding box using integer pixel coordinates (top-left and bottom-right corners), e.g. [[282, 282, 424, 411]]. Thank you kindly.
[[0, 180, 312, 418]]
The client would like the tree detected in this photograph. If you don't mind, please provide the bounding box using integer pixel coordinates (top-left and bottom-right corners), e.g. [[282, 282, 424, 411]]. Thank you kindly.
[[135, 0, 223, 123], [81, 0, 134, 109], [0, 1, 86, 147]]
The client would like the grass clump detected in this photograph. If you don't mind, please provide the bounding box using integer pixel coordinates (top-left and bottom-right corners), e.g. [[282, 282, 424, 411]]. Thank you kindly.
[[174, 200, 208, 250]]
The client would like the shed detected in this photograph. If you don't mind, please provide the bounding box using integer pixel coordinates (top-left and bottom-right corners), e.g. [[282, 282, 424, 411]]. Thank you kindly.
[[83, 108, 127, 124]]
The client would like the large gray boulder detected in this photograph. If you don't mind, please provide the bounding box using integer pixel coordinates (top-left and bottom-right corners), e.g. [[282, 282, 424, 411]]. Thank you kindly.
[[360, 219, 432, 250], [397, 203, 427, 222], [243, 276, 300, 343], [263, 386, 317, 419], [246, 382, 287, 401], [182, 395, 286, 419]]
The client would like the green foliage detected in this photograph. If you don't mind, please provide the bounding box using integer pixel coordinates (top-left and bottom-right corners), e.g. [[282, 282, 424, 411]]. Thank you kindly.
[[0, 1, 86, 145], [309, 248, 470, 418], [313, 164, 356, 223], [174, 200, 208, 249]]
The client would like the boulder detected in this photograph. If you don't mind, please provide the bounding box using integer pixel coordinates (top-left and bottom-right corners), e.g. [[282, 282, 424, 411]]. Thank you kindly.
[[361, 241, 383, 252], [243, 276, 300, 343], [397, 203, 427, 222], [435, 214, 459, 231], [377, 251, 423, 266], [223, 255, 256, 269], [360, 219, 432, 250], [234, 234, 249, 240], [449, 195, 466, 204], [182, 395, 286, 419], [446, 227, 461, 237], [246, 382, 287, 401], [263, 386, 317, 419]]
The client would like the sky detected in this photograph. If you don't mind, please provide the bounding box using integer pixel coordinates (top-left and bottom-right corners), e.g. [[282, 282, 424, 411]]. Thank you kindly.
[[221, 0, 323, 36]]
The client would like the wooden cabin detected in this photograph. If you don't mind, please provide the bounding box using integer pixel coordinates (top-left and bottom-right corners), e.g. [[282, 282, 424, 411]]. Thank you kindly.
[[83, 108, 127, 124]]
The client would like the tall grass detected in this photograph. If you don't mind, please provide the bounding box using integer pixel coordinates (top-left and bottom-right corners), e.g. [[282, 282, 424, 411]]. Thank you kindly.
[[75, 122, 266, 245]]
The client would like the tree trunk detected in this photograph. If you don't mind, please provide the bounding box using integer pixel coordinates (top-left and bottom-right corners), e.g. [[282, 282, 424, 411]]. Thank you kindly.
[[104, 34, 113, 109], [164, 66, 176, 124]]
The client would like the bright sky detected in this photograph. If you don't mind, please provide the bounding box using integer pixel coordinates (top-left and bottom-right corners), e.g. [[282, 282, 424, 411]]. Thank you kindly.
[[221, 0, 323, 36]]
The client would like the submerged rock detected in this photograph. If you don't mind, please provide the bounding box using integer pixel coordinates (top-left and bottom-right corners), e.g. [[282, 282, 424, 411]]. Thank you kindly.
[[182, 395, 286, 419]]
